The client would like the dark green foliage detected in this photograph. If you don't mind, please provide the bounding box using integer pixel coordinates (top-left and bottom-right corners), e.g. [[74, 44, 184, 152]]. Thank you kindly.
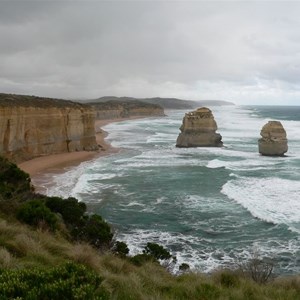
[[179, 263, 190, 272], [143, 242, 172, 260], [0, 156, 31, 199], [130, 243, 177, 268], [113, 241, 129, 257], [45, 196, 86, 225], [0, 156, 113, 249], [0, 262, 109, 299], [130, 254, 157, 266], [45, 197, 113, 249], [73, 214, 113, 249], [17, 200, 58, 231]]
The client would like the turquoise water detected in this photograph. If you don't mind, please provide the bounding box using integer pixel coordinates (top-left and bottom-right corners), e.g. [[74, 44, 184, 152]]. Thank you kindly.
[[43, 106, 300, 274]]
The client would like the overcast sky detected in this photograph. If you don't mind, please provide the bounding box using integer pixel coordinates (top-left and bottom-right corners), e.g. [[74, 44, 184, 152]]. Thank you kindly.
[[0, 0, 300, 105]]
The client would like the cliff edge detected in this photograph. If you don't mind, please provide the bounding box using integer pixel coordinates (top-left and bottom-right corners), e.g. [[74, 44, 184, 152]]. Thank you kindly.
[[0, 93, 99, 163]]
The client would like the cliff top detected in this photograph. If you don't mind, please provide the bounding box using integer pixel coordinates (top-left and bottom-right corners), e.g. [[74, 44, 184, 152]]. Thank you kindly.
[[0, 93, 88, 108], [87, 99, 163, 110], [187, 107, 211, 115], [86, 96, 234, 109]]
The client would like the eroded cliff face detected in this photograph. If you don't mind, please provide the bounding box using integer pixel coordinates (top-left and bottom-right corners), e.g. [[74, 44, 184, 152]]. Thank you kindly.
[[90, 100, 165, 120], [176, 107, 223, 147], [0, 94, 98, 162]]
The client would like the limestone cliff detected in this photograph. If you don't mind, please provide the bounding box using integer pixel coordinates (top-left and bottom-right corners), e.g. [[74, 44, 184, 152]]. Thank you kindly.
[[0, 93, 98, 163], [176, 107, 223, 147], [89, 100, 165, 120], [258, 121, 288, 156]]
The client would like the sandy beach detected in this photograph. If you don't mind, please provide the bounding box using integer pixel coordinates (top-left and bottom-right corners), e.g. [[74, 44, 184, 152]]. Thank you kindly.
[[18, 117, 143, 178]]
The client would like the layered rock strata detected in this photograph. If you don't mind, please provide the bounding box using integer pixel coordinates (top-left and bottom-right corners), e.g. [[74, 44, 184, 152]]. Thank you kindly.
[[176, 107, 223, 147], [0, 94, 98, 163], [258, 121, 288, 156], [89, 100, 165, 120]]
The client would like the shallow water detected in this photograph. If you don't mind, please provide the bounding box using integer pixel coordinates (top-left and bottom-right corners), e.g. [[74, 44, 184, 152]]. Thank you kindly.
[[43, 105, 300, 274]]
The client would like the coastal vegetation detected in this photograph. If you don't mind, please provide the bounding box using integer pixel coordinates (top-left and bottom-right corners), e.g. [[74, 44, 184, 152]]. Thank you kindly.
[[0, 156, 300, 299], [88, 99, 165, 120], [0, 93, 85, 108], [87, 96, 235, 109]]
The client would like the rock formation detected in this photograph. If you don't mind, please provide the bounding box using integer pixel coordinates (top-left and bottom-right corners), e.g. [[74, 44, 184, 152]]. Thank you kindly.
[[0, 93, 99, 163], [258, 121, 288, 156], [176, 107, 223, 147]]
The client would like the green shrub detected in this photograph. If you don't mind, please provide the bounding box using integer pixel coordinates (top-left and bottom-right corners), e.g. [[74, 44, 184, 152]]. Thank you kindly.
[[113, 241, 129, 257], [17, 200, 58, 231], [73, 214, 113, 249], [143, 242, 172, 260], [130, 253, 157, 266], [0, 262, 109, 299], [0, 157, 31, 199], [179, 263, 190, 272], [46, 196, 86, 225]]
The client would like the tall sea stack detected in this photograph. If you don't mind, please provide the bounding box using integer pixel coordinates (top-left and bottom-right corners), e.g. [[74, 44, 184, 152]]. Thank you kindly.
[[176, 107, 223, 147], [258, 121, 288, 156]]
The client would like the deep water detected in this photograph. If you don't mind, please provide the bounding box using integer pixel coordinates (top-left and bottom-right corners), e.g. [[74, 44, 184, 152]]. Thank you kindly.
[[42, 105, 300, 275]]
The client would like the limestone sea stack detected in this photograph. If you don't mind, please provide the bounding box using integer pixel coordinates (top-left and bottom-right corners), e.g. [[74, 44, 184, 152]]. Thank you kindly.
[[176, 107, 223, 147], [258, 121, 288, 156]]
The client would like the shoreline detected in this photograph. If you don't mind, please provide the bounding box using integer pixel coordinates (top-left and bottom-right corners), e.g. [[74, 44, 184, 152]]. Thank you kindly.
[[18, 116, 148, 190]]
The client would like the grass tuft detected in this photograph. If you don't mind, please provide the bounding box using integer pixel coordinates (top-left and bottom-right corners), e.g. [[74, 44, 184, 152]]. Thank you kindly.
[[0, 247, 13, 268]]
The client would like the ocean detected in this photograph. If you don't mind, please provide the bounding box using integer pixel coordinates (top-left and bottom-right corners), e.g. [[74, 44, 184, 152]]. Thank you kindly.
[[40, 105, 300, 275]]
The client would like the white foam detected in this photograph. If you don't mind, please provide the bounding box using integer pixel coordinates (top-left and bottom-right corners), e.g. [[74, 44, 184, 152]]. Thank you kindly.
[[45, 163, 88, 198], [121, 201, 145, 207], [222, 177, 300, 232], [116, 228, 298, 274], [207, 157, 280, 171], [155, 197, 166, 204]]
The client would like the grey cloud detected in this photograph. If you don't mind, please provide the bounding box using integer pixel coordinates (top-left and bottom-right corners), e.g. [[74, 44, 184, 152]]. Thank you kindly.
[[0, 1, 300, 104]]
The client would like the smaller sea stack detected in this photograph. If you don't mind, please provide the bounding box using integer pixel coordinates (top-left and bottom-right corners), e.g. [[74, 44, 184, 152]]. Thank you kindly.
[[258, 121, 288, 156], [176, 107, 223, 148]]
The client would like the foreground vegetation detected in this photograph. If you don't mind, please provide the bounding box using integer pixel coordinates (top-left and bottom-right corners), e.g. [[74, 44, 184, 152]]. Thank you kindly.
[[0, 156, 300, 299]]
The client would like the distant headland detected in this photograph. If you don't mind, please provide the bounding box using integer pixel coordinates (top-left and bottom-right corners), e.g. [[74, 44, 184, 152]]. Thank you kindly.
[[84, 96, 235, 110]]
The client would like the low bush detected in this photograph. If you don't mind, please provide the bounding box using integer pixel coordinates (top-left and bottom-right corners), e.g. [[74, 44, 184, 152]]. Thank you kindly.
[[143, 242, 177, 271], [0, 262, 109, 299], [45, 196, 86, 226], [0, 157, 31, 198], [179, 263, 190, 272], [130, 253, 157, 266], [143, 242, 172, 260], [17, 200, 58, 231], [112, 241, 130, 257], [73, 214, 113, 250]]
